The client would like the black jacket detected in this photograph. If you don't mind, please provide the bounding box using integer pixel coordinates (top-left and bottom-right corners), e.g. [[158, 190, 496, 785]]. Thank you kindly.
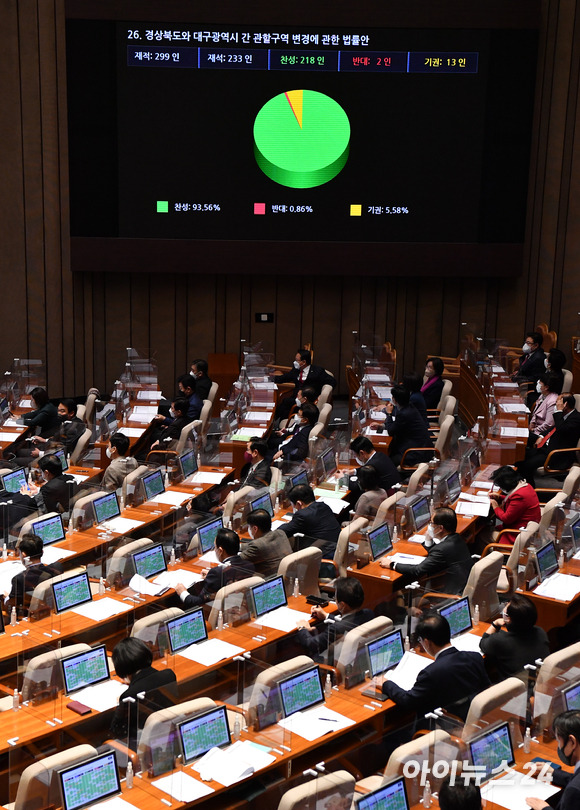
[[181, 555, 255, 608], [280, 501, 340, 557], [385, 406, 434, 466], [109, 666, 177, 747], [276, 365, 336, 396], [392, 533, 473, 594], [296, 608, 374, 659]]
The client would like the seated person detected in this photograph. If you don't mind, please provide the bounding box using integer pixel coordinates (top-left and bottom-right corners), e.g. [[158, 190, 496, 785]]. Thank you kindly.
[[270, 385, 318, 436], [295, 577, 373, 660], [352, 465, 388, 520], [274, 350, 336, 419], [439, 777, 482, 810], [108, 637, 177, 749], [489, 465, 541, 537], [511, 331, 546, 385], [178, 374, 201, 421], [383, 385, 434, 468], [349, 435, 401, 495], [380, 613, 490, 721], [22, 387, 60, 437], [240, 508, 293, 577], [4, 533, 62, 618], [26, 454, 75, 513], [525, 710, 580, 810], [175, 528, 254, 609], [149, 397, 190, 451], [23, 398, 85, 461], [102, 432, 139, 491], [239, 439, 272, 488], [480, 593, 550, 682], [381, 507, 472, 593], [421, 357, 445, 409], [545, 347, 567, 394], [402, 372, 429, 426], [280, 483, 340, 559], [515, 394, 580, 487], [272, 402, 318, 463], [528, 372, 561, 446]]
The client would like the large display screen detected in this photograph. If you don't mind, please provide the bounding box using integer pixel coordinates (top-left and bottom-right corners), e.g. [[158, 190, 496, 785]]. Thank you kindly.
[[66, 10, 538, 275]]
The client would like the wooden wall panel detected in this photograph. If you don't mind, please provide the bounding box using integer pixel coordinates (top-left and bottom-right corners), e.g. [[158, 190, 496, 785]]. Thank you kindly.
[[2, 0, 580, 406]]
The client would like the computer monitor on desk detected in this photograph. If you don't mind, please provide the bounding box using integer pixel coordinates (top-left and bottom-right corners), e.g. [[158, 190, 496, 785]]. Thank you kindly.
[[177, 705, 231, 764], [58, 751, 121, 810], [166, 608, 208, 653], [251, 575, 287, 619], [367, 522, 393, 561], [132, 542, 167, 580], [288, 469, 309, 489], [93, 491, 121, 527], [440, 469, 462, 505], [178, 449, 198, 481], [319, 448, 337, 483], [249, 490, 274, 518], [406, 495, 431, 533], [563, 679, 580, 712], [0, 467, 27, 494], [29, 513, 65, 546], [356, 777, 409, 810], [189, 515, 223, 557], [52, 571, 93, 614], [279, 664, 324, 718], [561, 513, 580, 560], [60, 644, 110, 695], [141, 468, 165, 502], [468, 721, 515, 783], [535, 540, 559, 583]]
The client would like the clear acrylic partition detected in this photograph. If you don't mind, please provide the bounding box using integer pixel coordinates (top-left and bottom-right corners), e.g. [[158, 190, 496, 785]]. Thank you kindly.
[[123, 348, 159, 388], [539, 504, 579, 553], [227, 486, 271, 534], [533, 655, 580, 740], [11, 358, 47, 394], [177, 508, 224, 561]]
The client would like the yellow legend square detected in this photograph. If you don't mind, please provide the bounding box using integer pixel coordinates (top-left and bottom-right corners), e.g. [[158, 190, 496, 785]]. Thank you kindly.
[[350, 204, 362, 216]]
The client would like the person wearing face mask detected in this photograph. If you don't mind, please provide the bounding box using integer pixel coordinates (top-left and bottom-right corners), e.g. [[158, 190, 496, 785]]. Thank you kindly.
[[190, 358, 213, 402], [351, 465, 389, 520], [239, 508, 293, 577], [421, 357, 445, 410], [175, 528, 254, 608], [295, 577, 373, 661], [280, 483, 340, 558], [144, 397, 190, 457], [4, 533, 62, 618], [380, 613, 490, 721], [239, 438, 272, 488], [525, 710, 580, 810], [102, 432, 138, 491], [545, 348, 567, 394], [380, 507, 473, 594], [383, 385, 434, 468], [479, 593, 549, 682], [489, 465, 541, 539], [273, 350, 336, 420], [516, 394, 580, 488], [511, 331, 546, 386], [272, 403, 318, 462], [15, 398, 85, 466], [22, 387, 60, 437], [528, 372, 561, 447], [349, 435, 401, 496], [268, 387, 317, 449]]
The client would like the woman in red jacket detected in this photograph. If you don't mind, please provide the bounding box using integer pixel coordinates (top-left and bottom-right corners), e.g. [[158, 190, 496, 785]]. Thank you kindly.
[[489, 465, 541, 542]]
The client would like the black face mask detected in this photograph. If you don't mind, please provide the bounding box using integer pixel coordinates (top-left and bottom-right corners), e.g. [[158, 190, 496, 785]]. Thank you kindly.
[[558, 739, 573, 767]]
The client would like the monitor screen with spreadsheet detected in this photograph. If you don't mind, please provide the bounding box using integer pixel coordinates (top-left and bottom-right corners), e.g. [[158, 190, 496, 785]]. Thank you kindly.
[[365, 630, 404, 677], [469, 721, 515, 783], [59, 751, 121, 810], [279, 665, 324, 718], [177, 705, 231, 765], [166, 608, 208, 653], [52, 572, 93, 614], [250, 490, 273, 517], [132, 542, 167, 580], [251, 575, 287, 618], [197, 516, 223, 554], [93, 491, 120, 525], [31, 513, 65, 546], [61, 644, 110, 695], [440, 596, 472, 637], [444, 470, 462, 503], [320, 448, 337, 479], [290, 469, 309, 488], [142, 468, 165, 501], [356, 776, 409, 810], [536, 541, 558, 581], [179, 449, 197, 479], [410, 496, 430, 532], [1, 467, 27, 494], [368, 522, 393, 561], [563, 680, 580, 712]]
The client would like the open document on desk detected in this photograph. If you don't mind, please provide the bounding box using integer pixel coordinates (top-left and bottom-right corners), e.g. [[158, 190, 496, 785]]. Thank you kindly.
[[152, 771, 214, 802], [193, 740, 276, 786], [72, 597, 133, 622], [480, 770, 559, 810], [178, 637, 245, 666], [278, 705, 355, 741], [384, 651, 432, 690], [70, 678, 127, 712], [253, 605, 311, 632], [533, 572, 580, 600]]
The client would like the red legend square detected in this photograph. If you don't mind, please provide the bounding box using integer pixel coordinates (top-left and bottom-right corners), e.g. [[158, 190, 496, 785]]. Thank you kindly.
[[254, 202, 266, 215]]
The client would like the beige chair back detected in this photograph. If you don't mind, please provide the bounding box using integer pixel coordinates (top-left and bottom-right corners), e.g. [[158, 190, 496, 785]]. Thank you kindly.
[[13, 744, 97, 810], [317, 403, 332, 430], [335, 616, 393, 682], [434, 414, 455, 461], [122, 464, 149, 505], [17, 511, 61, 542], [138, 698, 216, 774], [334, 517, 369, 577], [207, 575, 264, 630], [248, 655, 313, 727], [536, 641, 580, 691], [463, 677, 527, 740], [84, 391, 98, 424], [278, 547, 322, 598], [539, 491, 567, 532], [463, 551, 503, 621], [70, 489, 108, 531], [21, 643, 91, 702], [562, 465, 580, 499], [405, 463, 430, 497], [317, 382, 334, 410], [76, 404, 86, 421], [384, 729, 454, 804], [276, 771, 354, 810], [501, 521, 539, 595], [207, 381, 219, 404], [436, 378, 453, 410], [439, 394, 457, 423], [372, 490, 406, 529], [106, 537, 153, 588], [29, 567, 87, 619], [131, 607, 184, 658], [70, 427, 92, 465], [175, 419, 198, 454], [562, 369, 573, 394], [270, 464, 282, 493], [222, 485, 254, 523]]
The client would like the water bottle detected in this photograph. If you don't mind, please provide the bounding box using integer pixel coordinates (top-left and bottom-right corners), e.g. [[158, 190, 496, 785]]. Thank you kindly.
[[10, 607, 16, 627], [197, 452, 202, 470], [217, 610, 224, 632], [558, 549, 565, 569], [524, 726, 531, 754], [126, 760, 133, 789], [233, 717, 241, 741], [324, 674, 332, 699], [2, 543, 7, 561], [473, 605, 480, 626], [293, 577, 300, 598], [170, 546, 176, 566], [422, 780, 432, 808], [392, 525, 398, 543], [404, 636, 411, 652], [98, 577, 105, 596], [12, 688, 19, 712]]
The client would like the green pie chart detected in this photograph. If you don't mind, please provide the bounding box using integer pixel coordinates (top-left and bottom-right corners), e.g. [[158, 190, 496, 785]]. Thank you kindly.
[[253, 90, 350, 189]]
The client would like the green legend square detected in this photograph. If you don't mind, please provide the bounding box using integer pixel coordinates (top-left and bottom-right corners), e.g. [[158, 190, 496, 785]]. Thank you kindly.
[[157, 200, 169, 213]]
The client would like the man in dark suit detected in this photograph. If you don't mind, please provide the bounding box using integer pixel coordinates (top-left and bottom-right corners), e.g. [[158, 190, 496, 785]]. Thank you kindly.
[[240, 508, 293, 577], [349, 435, 401, 496], [175, 528, 255, 609], [526, 710, 580, 809], [274, 350, 336, 419], [190, 358, 213, 404], [511, 331, 546, 385], [32, 453, 76, 513], [240, 439, 272, 489], [109, 637, 177, 749], [381, 507, 472, 594], [5, 534, 62, 617], [295, 577, 373, 660], [272, 403, 318, 462], [516, 394, 580, 487], [280, 483, 340, 558], [384, 385, 434, 468], [381, 614, 490, 720]]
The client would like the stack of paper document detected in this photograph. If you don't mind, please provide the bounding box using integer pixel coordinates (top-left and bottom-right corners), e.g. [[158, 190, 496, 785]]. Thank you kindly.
[[153, 569, 202, 590], [244, 411, 272, 423], [278, 705, 355, 741], [451, 632, 484, 654], [72, 597, 133, 621], [0, 561, 25, 594], [500, 403, 530, 414], [385, 651, 432, 690], [389, 552, 425, 566], [455, 493, 491, 517], [137, 390, 162, 400], [189, 471, 226, 485], [373, 387, 392, 399], [116, 427, 146, 438], [316, 496, 349, 515], [152, 771, 214, 802], [178, 638, 245, 666], [499, 426, 529, 438], [100, 517, 145, 534], [71, 678, 127, 711], [131, 405, 158, 416], [193, 740, 275, 786], [199, 549, 220, 564], [251, 382, 277, 390], [254, 605, 311, 632], [480, 769, 559, 809], [150, 490, 191, 506], [534, 572, 580, 600]]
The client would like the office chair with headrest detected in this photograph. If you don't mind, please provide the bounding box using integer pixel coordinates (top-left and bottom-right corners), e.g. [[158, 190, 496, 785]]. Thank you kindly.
[[463, 677, 527, 742], [21, 642, 92, 702], [207, 575, 264, 630], [69, 427, 92, 465], [334, 616, 394, 683], [9, 743, 98, 810], [106, 537, 154, 589], [131, 607, 184, 658], [277, 770, 355, 810], [28, 566, 87, 620], [278, 546, 322, 598]]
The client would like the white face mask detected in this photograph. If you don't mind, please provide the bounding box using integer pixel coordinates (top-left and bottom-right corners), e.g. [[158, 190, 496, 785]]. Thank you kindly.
[[293, 360, 301, 370], [544, 357, 549, 369], [248, 526, 255, 540], [355, 456, 364, 466], [522, 343, 532, 353], [295, 397, 302, 407], [536, 380, 543, 394], [106, 447, 113, 459]]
